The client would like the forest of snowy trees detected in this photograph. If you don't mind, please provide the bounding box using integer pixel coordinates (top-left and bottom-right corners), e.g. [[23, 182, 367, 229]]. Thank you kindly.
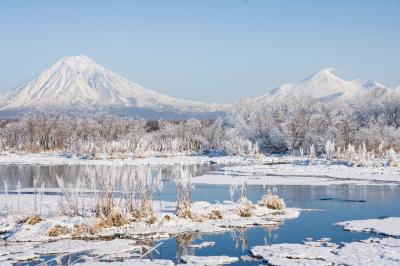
[[231, 90, 400, 155], [1, 88, 400, 160]]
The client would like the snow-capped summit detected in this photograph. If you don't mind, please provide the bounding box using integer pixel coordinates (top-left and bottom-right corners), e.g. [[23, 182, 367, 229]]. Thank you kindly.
[[259, 68, 364, 102], [0, 55, 223, 117], [354, 79, 387, 91]]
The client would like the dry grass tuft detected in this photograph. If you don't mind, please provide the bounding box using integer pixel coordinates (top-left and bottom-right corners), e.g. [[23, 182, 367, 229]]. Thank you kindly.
[[236, 197, 254, 217], [207, 210, 223, 220], [130, 209, 145, 222], [97, 208, 128, 228], [176, 201, 194, 220], [387, 158, 398, 167], [48, 224, 70, 237], [26, 214, 43, 225], [72, 224, 99, 237], [258, 193, 286, 210], [237, 206, 252, 217], [162, 214, 172, 222], [146, 214, 158, 224]]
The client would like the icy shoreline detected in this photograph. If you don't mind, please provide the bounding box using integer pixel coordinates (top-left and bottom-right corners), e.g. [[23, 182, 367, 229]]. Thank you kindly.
[[194, 160, 400, 186], [0, 152, 260, 167], [2, 152, 399, 187]]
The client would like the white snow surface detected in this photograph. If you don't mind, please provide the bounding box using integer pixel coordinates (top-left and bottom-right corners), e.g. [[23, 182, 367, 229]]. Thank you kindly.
[[194, 159, 400, 186], [0, 55, 223, 112], [250, 237, 400, 266], [0, 152, 254, 167], [76, 259, 174, 266], [0, 238, 173, 265], [336, 217, 400, 237], [0, 194, 300, 242], [180, 255, 239, 265]]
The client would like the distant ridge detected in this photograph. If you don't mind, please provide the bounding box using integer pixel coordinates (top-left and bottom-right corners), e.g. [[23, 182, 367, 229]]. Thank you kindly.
[[0, 58, 392, 118]]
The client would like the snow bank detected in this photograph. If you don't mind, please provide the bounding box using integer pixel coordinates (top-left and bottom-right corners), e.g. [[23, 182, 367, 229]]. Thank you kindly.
[[336, 217, 400, 237], [194, 160, 400, 186], [250, 237, 400, 265], [0, 152, 255, 167], [0, 194, 300, 243]]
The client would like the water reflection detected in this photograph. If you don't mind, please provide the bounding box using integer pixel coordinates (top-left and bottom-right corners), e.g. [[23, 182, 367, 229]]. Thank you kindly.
[[0, 163, 217, 190]]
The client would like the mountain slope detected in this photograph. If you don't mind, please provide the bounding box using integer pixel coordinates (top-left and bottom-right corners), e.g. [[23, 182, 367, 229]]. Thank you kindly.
[[1, 55, 223, 116], [258, 68, 365, 103]]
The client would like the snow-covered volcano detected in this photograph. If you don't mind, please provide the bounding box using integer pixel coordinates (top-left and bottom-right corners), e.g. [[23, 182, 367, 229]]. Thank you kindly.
[[0, 55, 223, 118], [258, 68, 366, 102]]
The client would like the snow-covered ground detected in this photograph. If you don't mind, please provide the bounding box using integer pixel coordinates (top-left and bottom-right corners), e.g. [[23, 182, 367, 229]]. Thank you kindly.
[[250, 237, 400, 266], [0, 190, 300, 266], [0, 238, 174, 265], [180, 255, 238, 265], [336, 217, 400, 237], [0, 152, 258, 167], [0, 193, 300, 243], [194, 160, 400, 186]]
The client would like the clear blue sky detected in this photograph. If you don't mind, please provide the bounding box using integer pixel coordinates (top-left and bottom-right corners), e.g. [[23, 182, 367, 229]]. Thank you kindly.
[[0, 0, 399, 103]]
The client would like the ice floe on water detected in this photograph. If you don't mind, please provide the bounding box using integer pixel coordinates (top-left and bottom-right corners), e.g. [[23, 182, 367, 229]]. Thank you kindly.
[[188, 241, 215, 249], [250, 237, 400, 266], [75, 259, 175, 266], [336, 217, 400, 237], [180, 255, 239, 265], [0, 238, 148, 264]]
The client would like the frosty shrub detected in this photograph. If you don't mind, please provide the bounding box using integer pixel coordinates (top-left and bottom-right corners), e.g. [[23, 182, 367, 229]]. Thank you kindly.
[[176, 166, 195, 219], [258, 192, 286, 210], [386, 148, 398, 167]]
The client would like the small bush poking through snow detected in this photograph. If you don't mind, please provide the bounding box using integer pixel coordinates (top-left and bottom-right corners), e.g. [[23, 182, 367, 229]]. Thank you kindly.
[[176, 201, 195, 220], [98, 207, 128, 228], [386, 148, 398, 167], [48, 224, 70, 237], [207, 210, 223, 220], [72, 224, 99, 237], [236, 197, 254, 217], [258, 193, 286, 210], [26, 214, 43, 225]]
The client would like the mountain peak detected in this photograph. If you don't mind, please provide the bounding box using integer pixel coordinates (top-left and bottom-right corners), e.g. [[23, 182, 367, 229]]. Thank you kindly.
[[54, 55, 102, 72], [0, 56, 220, 115], [59, 55, 93, 63], [304, 67, 338, 82], [261, 67, 364, 102]]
